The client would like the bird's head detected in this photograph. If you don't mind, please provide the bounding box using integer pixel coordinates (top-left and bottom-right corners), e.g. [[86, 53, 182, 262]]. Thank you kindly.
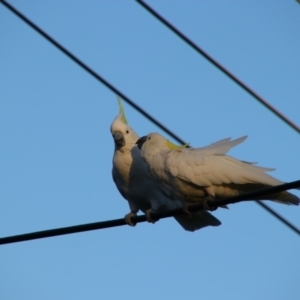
[[110, 97, 139, 150], [136, 133, 163, 157]]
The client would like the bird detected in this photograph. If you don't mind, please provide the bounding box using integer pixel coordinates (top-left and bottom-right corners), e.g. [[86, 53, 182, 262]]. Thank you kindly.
[[136, 132, 299, 210], [111, 98, 221, 231]]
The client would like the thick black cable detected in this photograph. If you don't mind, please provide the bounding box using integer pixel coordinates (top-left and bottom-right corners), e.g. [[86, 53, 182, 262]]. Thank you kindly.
[[0, 180, 299, 245], [136, 0, 300, 135], [1, 0, 299, 236]]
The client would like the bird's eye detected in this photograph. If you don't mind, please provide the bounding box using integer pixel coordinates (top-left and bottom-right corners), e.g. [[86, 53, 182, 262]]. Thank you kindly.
[[126, 130, 129, 134], [148, 137, 151, 140]]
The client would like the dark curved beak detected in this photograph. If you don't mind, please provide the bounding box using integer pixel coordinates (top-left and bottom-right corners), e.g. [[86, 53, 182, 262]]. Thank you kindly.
[[136, 136, 147, 149], [113, 131, 125, 147]]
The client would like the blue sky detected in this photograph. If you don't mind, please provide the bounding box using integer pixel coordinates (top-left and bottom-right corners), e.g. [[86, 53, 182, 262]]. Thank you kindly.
[[1, 1, 299, 299]]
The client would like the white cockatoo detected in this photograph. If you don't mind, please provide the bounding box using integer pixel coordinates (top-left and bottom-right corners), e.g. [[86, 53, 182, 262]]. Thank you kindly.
[[136, 132, 299, 208], [111, 98, 221, 231]]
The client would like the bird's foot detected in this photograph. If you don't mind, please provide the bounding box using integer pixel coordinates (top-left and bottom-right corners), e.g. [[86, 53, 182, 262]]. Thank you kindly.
[[202, 197, 217, 211], [124, 211, 137, 226], [145, 209, 157, 224], [183, 203, 193, 216]]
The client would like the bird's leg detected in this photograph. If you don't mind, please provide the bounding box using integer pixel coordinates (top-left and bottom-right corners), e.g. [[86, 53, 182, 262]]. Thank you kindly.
[[124, 211, 137, 226], [145, 209, 157, 224], [183, 203, 194, 216], [202, 196, 218, 211], [183, 198, 218, 214]]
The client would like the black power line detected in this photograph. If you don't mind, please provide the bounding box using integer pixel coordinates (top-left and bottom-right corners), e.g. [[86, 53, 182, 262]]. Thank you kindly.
[[0, 0, 186, 146], [0, 0, 299, 236], [136, 0, 300, 135], [1, 180, 299, 245], [255, 201, 300, 235]]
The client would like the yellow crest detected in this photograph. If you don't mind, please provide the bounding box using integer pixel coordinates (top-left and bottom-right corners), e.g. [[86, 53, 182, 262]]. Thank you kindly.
[[166, 140, 189, 150], [117, 96, 128, 124]]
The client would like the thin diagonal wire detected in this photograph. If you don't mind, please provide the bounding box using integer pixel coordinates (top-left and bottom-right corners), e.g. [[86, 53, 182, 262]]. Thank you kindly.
[[1, 0, 299, 235], [0, 180, 299, 245], [0, 0, 186, 146], [255, 201, 300, 235], [136, 0, 300, 135]]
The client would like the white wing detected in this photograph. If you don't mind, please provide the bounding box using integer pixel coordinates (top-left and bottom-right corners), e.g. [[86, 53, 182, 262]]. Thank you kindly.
[[164, 136, 280, 188]]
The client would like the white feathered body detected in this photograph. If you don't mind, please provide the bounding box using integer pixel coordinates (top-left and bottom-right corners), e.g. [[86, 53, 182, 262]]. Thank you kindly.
[[140, 133, 299, 206], [112, 143, 174, 213]]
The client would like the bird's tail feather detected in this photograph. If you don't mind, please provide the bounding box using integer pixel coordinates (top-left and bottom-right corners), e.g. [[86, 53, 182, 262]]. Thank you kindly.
[[265, 190, 300, 206], [174, 211, 221, 232]]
